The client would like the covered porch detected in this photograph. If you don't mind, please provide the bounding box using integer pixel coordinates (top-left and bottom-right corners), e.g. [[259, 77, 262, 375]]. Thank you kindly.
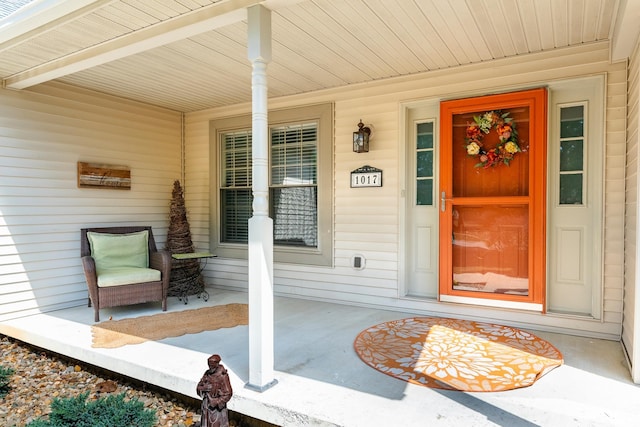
[[0, 288, 636, 426]]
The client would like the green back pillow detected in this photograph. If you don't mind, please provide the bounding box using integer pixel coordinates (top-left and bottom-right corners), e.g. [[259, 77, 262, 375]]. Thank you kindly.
[[87, 230, 149, 272]]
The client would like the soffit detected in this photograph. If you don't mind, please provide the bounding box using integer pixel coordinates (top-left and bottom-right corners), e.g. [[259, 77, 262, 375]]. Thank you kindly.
[[0, 0, 626, 112]]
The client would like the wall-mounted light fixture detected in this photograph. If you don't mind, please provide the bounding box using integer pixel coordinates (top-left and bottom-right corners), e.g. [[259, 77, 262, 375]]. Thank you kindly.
[[353, 119, 371, 153]]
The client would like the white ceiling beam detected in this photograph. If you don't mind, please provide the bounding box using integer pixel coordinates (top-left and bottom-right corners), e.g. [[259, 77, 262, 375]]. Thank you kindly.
[[3, 0, 263, 90], [611, 0, 640, 61], [0, 0, 114, 46]]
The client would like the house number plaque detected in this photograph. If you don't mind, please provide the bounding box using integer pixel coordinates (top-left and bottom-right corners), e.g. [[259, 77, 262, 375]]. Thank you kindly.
[[351, 165, 382, 188]]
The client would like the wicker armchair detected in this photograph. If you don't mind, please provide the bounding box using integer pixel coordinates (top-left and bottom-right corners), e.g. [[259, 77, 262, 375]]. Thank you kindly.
[[80, 226, 171, 322]]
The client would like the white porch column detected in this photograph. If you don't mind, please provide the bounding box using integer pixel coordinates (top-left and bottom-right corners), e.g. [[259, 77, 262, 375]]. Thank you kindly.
[[246, 4, 276, 391]]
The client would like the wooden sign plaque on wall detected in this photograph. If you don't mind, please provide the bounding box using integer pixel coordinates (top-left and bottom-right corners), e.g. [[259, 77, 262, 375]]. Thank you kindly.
[[77, 162, 131, 189]]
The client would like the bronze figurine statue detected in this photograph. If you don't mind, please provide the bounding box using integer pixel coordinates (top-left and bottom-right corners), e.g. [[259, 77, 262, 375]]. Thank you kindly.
[[196, 354, 233, 427]]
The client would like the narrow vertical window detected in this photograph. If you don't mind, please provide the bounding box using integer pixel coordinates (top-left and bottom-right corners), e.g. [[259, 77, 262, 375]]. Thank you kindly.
[[220, 130, 252, 243], [559, 105, 585, 205], [270, 123, 318, 247], [416, 121, 434, 205]]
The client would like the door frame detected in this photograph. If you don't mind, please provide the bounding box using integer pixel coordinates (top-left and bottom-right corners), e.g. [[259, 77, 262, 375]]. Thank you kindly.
[[438, 88, 548, 310], [400, 101, 441, 299]]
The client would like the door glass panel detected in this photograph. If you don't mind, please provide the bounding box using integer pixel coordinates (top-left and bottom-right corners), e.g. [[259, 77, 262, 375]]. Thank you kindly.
[[452, 108, 530, 198], [452, 205, 529, 295], [559, 174, 583, 205], [449, 106, 532, 297], [417, 179, 433, 206], [560, 106, 583, 138], [417, 122, 433, 149], [417, 151, 433, 177], [416, 121, 434, 206], [559, 105, 585, 205], [560, 140, 583, 171]]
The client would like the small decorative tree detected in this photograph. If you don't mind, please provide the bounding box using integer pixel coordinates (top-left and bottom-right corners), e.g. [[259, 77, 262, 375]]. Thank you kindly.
[[166, 180, 205, 298]]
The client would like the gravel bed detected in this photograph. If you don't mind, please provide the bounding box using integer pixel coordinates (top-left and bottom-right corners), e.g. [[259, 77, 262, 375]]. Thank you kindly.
[[0, 335, 272, 427]]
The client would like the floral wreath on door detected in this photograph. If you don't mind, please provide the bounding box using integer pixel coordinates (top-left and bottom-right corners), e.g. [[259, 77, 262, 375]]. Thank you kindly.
[[465, 111, 521, 168]]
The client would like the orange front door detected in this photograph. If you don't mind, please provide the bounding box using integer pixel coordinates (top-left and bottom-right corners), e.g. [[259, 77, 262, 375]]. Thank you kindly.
[[439, 88, 547, 308]]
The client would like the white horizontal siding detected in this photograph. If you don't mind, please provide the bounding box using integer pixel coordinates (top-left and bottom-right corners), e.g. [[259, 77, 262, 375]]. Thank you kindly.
[[333, 99, 399, 290], [603, 63, 627, 328], [186, 42, 624, 338], [623, 36, 640, 379], [0, 82, 182, 321], [183, 114, 211, 251]]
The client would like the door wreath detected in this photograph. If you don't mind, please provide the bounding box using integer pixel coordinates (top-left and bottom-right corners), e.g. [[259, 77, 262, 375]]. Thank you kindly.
[[465, 111, 521, 168]]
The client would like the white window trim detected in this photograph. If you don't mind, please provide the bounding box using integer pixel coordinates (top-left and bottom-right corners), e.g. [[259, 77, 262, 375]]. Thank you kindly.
[[209, 103, 334, 267]]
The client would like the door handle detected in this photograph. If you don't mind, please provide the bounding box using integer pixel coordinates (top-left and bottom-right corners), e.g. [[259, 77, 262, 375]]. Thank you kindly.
[[441, 191, 446, 212]]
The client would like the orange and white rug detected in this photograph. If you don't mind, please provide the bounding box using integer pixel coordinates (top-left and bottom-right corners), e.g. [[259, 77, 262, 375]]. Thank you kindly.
[[354, 317, 563, 392]]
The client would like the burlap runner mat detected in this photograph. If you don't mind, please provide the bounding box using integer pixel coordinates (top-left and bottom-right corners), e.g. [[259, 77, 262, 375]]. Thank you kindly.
[[92, 303, 248, 348]]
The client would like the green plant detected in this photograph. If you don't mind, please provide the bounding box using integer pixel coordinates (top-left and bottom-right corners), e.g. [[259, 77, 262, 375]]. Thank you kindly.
[[0, 365, 15, 398], [26, 392, 156, 427]]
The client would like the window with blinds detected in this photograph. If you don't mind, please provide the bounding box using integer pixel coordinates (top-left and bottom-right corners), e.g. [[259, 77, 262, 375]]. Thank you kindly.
[[211, 103, 332, 266], [220, 130, 252, 243], [270, 123, 318, 247], [219, 123, 319, 248]]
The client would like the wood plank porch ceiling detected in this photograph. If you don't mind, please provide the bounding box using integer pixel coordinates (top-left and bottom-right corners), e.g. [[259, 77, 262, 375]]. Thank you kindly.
[[0, 0, 627, 112]]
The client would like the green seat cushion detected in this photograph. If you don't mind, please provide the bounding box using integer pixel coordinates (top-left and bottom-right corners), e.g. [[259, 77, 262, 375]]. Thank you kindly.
[[87, 230, 149, 273], [96, 267, 161, 288]]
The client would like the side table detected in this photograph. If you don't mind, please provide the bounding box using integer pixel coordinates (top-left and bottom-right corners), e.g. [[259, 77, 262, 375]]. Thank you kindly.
[[170, 252, 216, 304]]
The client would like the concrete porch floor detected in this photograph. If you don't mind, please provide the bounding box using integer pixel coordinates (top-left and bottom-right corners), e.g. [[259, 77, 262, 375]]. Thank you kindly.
[[1, 288, 638, 426]]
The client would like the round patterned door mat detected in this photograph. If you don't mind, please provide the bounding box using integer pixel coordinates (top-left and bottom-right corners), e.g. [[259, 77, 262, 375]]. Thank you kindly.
[[354, 317, 563, 392]]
